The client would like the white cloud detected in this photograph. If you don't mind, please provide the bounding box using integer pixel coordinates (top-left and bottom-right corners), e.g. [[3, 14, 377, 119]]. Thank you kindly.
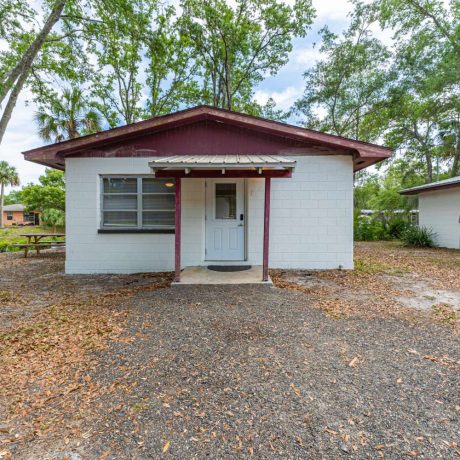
[[292, 47, 323, 66], [254, 86, 303, 111], [312, 0, 352, 20]]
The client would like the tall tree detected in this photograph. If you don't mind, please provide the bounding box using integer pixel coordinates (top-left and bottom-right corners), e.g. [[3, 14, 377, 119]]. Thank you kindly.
[[34, 87, 101, 142], [0, 0, 68, 144], [372, 0, 460, 179], [144, 6, 201, 117], [86, 0, 156, 127], [0, 161, 20, 228], [295, 2, 392, 141], [180, 0, 315, 111]]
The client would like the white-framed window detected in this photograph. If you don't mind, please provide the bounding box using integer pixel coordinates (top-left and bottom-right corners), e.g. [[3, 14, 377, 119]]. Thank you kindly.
[[100, 176, 175, 231]]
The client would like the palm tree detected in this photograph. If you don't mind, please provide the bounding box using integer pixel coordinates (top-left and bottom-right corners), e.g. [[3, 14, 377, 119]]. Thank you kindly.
[[0, 161, 20, 228], [34, 88, 102, 142]]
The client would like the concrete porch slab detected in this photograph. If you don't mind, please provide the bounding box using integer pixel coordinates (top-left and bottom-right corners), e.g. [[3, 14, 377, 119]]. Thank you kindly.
[[172, 265, 273, 286]]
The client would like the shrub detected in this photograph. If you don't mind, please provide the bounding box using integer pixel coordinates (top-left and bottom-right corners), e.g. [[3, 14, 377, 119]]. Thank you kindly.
[[386, 218, 411, 239], [0, 241, 9, 253], [41, 208, 65, 231], [354, 213, 388, 241], [401, 225, 436, 248]]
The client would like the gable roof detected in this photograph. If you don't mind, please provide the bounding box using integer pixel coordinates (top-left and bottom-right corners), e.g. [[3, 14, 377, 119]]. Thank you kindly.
[[3, 204, 25, 212], [22, 105, 392, 172], [400, 176, 460, 195]]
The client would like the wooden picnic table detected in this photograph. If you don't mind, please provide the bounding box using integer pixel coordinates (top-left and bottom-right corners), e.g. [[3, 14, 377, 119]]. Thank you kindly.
[[15, 233, 66, 258]]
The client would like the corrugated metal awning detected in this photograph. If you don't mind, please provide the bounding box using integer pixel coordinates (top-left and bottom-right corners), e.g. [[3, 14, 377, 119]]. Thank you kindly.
[[149, 155, 296, 175]]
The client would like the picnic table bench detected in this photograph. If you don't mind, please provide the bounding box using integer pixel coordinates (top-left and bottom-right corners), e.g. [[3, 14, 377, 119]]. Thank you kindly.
[[13, 233, 66, 258]]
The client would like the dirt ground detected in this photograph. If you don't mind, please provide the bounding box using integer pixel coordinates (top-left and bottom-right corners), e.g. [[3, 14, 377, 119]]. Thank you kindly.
[[0, 243, 459, 459]]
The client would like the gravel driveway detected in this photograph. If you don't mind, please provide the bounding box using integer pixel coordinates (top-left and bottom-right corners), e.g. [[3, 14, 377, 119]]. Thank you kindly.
[[64, 284, 460, 459]]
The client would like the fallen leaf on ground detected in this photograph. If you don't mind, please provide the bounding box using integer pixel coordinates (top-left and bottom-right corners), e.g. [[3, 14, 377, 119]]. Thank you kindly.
[[290, 383, 301, 397]]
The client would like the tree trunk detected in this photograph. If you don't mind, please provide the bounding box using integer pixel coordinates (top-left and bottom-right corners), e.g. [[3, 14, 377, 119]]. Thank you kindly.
[[425, 152, 433, 182], [0, 0, 67, 107], [0, 67, 29, 144], [0, 182, 4, 229]]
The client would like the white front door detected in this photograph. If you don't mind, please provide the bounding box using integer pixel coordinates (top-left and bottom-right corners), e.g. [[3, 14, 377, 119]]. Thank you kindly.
[[205, 179, 245, 261]]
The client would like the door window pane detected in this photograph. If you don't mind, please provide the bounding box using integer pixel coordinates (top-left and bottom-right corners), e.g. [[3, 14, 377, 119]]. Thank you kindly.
[[215, 183, 236, 219]]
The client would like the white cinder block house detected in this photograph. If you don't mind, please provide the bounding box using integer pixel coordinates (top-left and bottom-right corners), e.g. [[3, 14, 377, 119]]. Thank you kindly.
[[23, 106, 391, 280], [400, 176, 460, 249]]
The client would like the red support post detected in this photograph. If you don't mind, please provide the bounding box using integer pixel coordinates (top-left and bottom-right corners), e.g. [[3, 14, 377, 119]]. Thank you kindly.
[[174, 177, 181, 282], [262, 177, 271, 282]]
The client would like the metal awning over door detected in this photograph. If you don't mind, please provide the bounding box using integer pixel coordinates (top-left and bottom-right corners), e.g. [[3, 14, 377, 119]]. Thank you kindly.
[[149, 154, 296, 178]]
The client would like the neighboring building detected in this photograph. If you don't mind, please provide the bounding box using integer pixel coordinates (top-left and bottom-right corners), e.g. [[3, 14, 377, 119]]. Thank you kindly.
[[22, 105, 391, 278], [400, 176, 460, 249], [2, 204, 40, 226]]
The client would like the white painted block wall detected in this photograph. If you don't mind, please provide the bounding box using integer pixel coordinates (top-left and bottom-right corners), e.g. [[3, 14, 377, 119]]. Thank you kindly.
[[65, 155, 353, 273], [419, 189, 460, 249], [65, 158, 204, 273], [275, 155, 354, 269]]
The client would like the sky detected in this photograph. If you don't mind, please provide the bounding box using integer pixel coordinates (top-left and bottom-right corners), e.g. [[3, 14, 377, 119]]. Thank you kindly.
[[0, 0, 384, 193]]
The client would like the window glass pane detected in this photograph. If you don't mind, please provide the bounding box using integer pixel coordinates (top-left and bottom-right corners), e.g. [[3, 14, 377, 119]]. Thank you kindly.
[[143, 178, 175, 193], [103, 177, 137, 193], [103, 194, 137, 210], [215, 183, 236, 219], [103, 211, 137, 227], [143, 194, 175, 210], [142, 211, 175, 227]]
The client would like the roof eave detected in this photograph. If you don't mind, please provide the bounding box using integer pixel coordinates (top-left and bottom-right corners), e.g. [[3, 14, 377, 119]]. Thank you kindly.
[[400, 181, 460, 195], [22, 105, 392, 171]]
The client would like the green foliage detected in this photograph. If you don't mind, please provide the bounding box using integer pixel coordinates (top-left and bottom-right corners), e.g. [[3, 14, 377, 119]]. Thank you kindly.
[[296, 0, 460, 182], [180, 0, 315, 110], [21, 169, 65, 215], [372, 0, 460, 181], [0, 226, 53, 253], [401, 225, 436, 248], [38, 169, 65, 188], [354, 160, 423, 213], [354, 209, 411, 241], [0, 161, 20, 189], [354, 213, 387, 241], [295, 2, 392, 141], [386, 218, 410, 239], [41, 208, 65, 230], [35, 88, 101, 142], [4, 190, 23, 205], [0, 161, 20, 228], [0, 241, 10, 252]]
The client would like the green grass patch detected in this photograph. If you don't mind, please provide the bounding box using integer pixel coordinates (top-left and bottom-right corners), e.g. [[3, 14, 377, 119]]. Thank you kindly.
[[354, 258, 400, 275], [0, 226, 63, 252]]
